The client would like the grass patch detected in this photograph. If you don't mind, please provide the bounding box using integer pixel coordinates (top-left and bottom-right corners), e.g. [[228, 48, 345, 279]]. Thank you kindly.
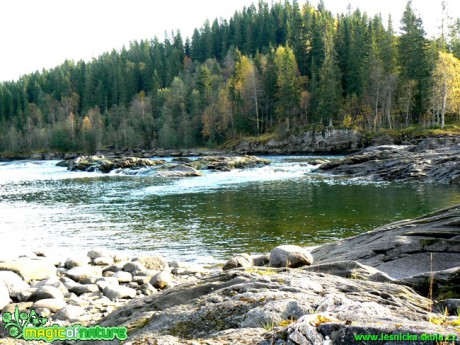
[[245, 267, 280, 276]]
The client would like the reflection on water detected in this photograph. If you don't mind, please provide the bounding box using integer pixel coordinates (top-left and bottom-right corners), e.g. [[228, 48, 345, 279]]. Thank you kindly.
[[0, 157, 459, 263]]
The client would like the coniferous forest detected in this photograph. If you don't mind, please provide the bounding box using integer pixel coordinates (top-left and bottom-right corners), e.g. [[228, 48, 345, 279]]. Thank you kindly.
[[1, 0, 460, 153]]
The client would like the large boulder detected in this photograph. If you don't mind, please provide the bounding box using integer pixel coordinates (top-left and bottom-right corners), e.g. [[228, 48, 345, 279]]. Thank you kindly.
[[157, 164, 203, 177], [150, 271, 172, 290], [312, 204, 460, 297], [28, 285, 65, 302], [65, 266, 102, 282], [269, 245, 313, 268], [69, 283, 100, 295], [0, 282, 10, 310], [64, 155, 165, 173], [102, 285, 137, 301], [189, 156, 270, 171], [54, 305, 87, 322], [95, 269, 449, 345], [32, 298, 66, 312], [317, 144, 460, 184], [0, 271, 30, 298], [0, 258, 57, 282]]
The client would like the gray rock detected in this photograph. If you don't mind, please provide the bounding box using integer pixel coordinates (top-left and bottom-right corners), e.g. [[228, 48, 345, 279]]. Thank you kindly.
[[34, 307, 51, 318], [269, 245, 313, 268], [60, 276, 80, 290], [150, 271, 173, 289], [32, 277, 68, 294], [0, 271, 30, 298], [103, 271, 115, 278], [2, 302, 33, 314], [102, 285, 137, 300], [93, 256, 114, 266], [312, 204, 460, 297], [0, 258, 57, 282], [435, 299, 460, 315], [122, 261, 147, 273], [64, 257, 89, 269], [140, 283, 157, 296], [102, 264, 123, 273], [252, 254, 270, 267], [53, 305, 87, 322], [88, 249, 113, 260], [399, 266, 460, 299], [318, 143, 460, 184], [69, 283, 100, 295], [114, 271, 132, 283], [240, 299, 311, 328], [189, 155, 271, 171], [302, 260, 394, 283], [135, 256, 168, 271], [222, 254, 253, 271], [28, 285, 65, 302], [68, 155, 164, 173], [157, 164, 203, 177], [16, 288, 36, 302], [32, 298, 66, 312], [232, 129, 362, 154], [0, 282, 10, 309], [66, 295, 89, 307], [96, 277, 119, 291], [66, 266, 102, 282], [96, 269, 441, 344], [132, 276, 151, 285], [80, 277, 97, 284], [170, 261, 208, 275]]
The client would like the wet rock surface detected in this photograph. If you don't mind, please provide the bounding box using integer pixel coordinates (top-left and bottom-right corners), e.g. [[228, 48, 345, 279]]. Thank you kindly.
[[318, 140, 460, 184], [57, 155, 271, 175], [312, 204, 460, 298]]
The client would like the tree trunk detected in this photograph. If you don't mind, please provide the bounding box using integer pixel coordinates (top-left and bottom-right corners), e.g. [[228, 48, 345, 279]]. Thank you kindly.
[[441, 80, 448, 129]]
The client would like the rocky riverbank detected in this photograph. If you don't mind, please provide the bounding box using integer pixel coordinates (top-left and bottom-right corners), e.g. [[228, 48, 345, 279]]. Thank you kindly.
[[318, 137, 460, 184], [0, 249, 211, 342], [1, 206, 459, 344], [230, 129, 363, 155]]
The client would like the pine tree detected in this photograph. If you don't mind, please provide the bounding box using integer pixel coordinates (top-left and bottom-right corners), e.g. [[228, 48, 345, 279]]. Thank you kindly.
[[399, 1, 430, 119]]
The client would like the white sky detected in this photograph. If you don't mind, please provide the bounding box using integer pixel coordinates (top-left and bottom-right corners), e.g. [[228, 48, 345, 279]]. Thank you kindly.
[[0, 0, 458, 82]]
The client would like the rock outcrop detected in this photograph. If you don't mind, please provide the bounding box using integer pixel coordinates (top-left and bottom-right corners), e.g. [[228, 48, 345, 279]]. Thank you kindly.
[[61, 155, 165, 173], [91, 268, 456, 345], [233, 129, 363, 154], [312, 204, 460, 298], [58, 155, 271, 175], [189, 155, 271, 171], [318, 142, 460, 184]]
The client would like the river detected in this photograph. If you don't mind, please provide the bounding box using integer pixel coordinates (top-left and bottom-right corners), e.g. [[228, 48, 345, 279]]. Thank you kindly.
[[1, 156, 459, 264]]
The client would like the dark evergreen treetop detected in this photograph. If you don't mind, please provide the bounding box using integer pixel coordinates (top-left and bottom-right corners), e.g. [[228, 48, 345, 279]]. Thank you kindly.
[[0, 0, 458, 153]]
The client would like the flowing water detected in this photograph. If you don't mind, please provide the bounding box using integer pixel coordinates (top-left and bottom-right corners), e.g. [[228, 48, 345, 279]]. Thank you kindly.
[[0, 156, 459, 264]]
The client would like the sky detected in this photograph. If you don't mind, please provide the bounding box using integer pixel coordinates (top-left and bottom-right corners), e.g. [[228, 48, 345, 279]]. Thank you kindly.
[[0, 0, 458, 82]]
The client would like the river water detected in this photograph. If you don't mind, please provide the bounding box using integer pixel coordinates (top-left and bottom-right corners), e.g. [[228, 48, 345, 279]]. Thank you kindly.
[[0, 156, 459, 264]]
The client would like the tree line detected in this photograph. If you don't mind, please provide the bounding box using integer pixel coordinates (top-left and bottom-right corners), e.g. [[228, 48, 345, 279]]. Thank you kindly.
[[1, 0, 460, 153]]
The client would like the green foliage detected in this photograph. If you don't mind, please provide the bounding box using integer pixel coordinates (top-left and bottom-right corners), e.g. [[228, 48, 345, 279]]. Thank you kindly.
[[0, 1, 459, 154]]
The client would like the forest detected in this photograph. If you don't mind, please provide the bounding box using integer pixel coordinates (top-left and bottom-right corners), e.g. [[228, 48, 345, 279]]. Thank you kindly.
[[1, 0, 460, 153]]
